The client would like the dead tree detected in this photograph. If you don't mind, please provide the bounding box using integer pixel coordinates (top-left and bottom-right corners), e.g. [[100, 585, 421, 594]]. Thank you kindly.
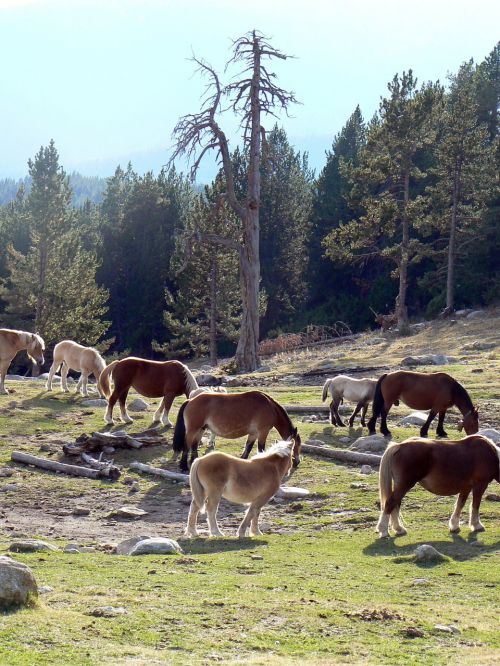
[[169, 30, 297, 371]]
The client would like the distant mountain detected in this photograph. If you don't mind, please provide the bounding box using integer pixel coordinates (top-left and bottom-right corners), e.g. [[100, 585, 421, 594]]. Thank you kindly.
[[0, 172, 107, 207]]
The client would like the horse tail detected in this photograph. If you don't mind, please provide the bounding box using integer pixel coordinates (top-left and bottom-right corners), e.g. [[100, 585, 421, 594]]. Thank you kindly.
[[322, 379, 333, 402], [379, 443, 398, 510], [173, 400, 189, 454], [371, 374, 387, 418], [98, 360, 119, 399], [182, 363, 198, 397], [189, 458, 206, 514]]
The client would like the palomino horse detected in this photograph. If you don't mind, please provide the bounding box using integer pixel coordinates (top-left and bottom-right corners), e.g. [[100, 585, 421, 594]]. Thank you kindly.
[[98, 357, 198, 426], [367, 370, 479, 438], [377, 435, 500, 538], [322, 375, 377, 428], [186, 439, 295, 538], [0, 328, 45, 394], [46, 340, 106, 397], [173, 390, 301, 472]]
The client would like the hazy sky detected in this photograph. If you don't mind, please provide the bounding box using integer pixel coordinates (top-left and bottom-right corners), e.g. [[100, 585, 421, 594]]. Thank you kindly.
[[1, 0, 498, 179]]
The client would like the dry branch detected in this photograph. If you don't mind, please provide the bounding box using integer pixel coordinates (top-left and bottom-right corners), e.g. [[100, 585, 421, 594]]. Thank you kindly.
[[11, 451, 120, 480], [301, 442, 382, 466], [63, 431, 167, 456], [129, 461, 189, 483]]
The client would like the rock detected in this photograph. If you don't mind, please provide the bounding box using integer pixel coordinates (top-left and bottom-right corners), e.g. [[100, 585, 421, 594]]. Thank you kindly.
[[122, 476, 135, 486], [72, 506, 90, 516], [359, 465, 373, 475], [90, 606, 128, 617], [339, 436, 351, 443], [485, 493, 500, 502], [38, 585, 53, 594], [401, 354, 454, 367], [466, 310, 485, 320], [115, 535, 154, 556], [254, 365, 271, 373], [9, 540, 58, 553], [103, 446, 116, 454], [350, 482, 368, 489], [410, 322, 427, 332], [0, 484, 20, 492], [0, 556, 38, 609], [0, 469, 14, 478], [414, 545, 447, 563], [461, 341, 496, 352], [412, 578, 430, 586], [365, 337, 386, 345], [471, 368, 484, 373], [129, 538, 183, 556], [80, 399, 107, 408], [404, 626, 425, 638], [275, 486, 310, 499], [108, 506, 148, 520], [195, 373, 221, 387], [63, 545, 81, 554], [351, 434, 389, 453], [251, 554, 263, 560], [127, 398, 149, 412], [477, 428, 500, 444], [398, 411, 429, 427], [434, 624, 460, 634]]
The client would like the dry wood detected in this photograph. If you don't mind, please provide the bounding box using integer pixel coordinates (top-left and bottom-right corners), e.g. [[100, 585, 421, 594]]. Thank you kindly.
[[63, 430, 167, 456], [301, 442, 382, 466], [11, 451, 119, 480], [80, 452, 121, 480], [283, 405, 329, 414], [129, 461, 189, 483]]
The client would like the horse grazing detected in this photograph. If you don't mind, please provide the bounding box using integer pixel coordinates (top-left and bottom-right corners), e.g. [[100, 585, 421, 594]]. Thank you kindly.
[[322, 375, 377, 428], [367, 370, 479, 438], [0, 328, 45, 394], [376, 435, 500, 538], [46, 340, 106, 397], [186, 439, 295, 538], [98, 357, 198, 426], [173, 390, 301, 472]]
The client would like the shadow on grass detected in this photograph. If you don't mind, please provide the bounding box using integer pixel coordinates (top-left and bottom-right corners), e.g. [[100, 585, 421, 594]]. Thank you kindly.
[[179, 536, 268, 555], [363, 532, 500, 563]]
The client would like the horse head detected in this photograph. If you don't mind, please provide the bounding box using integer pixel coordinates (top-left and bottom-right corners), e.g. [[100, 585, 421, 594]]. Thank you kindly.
[[291, 427, 301, 467], [458, 408, 479, 435], [27, 333, 45, 367]]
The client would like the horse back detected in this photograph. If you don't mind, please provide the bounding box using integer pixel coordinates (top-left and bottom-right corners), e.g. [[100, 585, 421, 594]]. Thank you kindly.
[[113, 357, 188, 397], [383, 370, 456, 409]]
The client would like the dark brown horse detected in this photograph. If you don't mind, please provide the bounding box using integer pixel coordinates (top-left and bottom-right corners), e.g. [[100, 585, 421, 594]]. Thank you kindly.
[[367, 370, 479, 438], [98, 357, 198, 426], [377, 435, 499, 537], [172, 390, 301, 472]]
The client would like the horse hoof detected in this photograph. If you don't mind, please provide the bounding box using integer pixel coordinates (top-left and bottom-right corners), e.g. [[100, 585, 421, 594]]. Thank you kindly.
[[449, 526, 460, 534], [378, 532, 390, 539], [395, 528, 407, 536], [471, 525, 485, 533], [437, 432, 448, 438]]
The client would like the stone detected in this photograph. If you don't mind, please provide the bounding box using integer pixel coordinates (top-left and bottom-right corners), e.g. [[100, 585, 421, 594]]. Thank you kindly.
[[461, 341, 496, 352], [359, 465, 373, 475], [9, 540, 58, 553], [115, 535, 154, 556], [80, 399, 107, 408], [275, 486, 310, 499], [195, 373, 221, 386], [90, 606, 128, 617], [434, 624, 460, 634], [38, 585, 54, 594], [401, 354, 453, 367], [339, 436, 351, 443], [129, 538, 183, 556], [0, 469, 14, 478], [127, 398, 149, 412], [103, 446, 115, 454], [251, 554, 263, 560], [398, 411, 429, 427], [466, 310, 485, 319], [351, 434, 389, 453], [0, 484, 20, 492], [414, 544, 447, 563], [122, 476, 135, 486], [108, 506, 148, 519], [72, 506, 90, 516], [477, 428, 500, 444], [485, 493, 500, 502], [0, 556, 38, 609], [350, 482, 368, 489], [63, 545, 81, 554], [412, 578, 430, 586]]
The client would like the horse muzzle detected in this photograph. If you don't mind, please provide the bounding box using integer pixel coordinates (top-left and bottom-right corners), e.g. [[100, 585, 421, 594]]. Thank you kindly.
[[293, 455, 301, 468]]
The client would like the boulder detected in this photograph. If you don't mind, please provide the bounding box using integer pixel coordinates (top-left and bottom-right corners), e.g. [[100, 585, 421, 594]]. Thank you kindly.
[[275, 486, 310, 499], [351, 434, 390, 453], [108, 506, 148, 520], [477, 428, 500, 444], [195, 373, 221, 387], [398, 411, 429, 427], [414, 544, 447, 563], [461, 341, 496, 352], [466, 310, 485, 320], [9, 539, 58, 553], [0, 556, 38, 609], [359, 465, 373, 475], [90, 606, 128, 617], [80, 399, 107, 408], [116, 535, 154, 556], [401, 354, 454, 367], [127, 398, 149, 412], [129, 538, 183, 556]]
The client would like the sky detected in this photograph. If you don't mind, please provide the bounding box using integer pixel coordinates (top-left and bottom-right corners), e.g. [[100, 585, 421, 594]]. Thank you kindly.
[[0, 0, 498, 180]]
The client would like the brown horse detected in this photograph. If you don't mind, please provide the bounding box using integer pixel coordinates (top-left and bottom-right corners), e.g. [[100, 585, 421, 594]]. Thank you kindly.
[[186, 440, 295, 538], [0, 328, 45, 394], [98, 357, 198, 426], [367, 370, 479, 438], [172, 390, 301, 472], [377, 435, 499, 538]]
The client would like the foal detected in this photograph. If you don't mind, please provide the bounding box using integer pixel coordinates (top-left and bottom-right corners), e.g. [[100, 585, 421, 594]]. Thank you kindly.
[[186, 440, 295, 538], [376, 435, 500, 538], [46, 340, 106, 397], [322, 375, 376, 428]]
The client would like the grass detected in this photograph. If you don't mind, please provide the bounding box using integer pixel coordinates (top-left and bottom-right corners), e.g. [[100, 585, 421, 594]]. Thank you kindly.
[[0, 314, 499, 665]]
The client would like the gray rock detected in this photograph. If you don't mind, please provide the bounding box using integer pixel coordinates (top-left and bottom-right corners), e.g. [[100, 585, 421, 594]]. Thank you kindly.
[[466, 310, 485, 320], [127, 398, 149, 412], [414, 544, 447, 563], [0, 468, 14, 478], [434, 624, 460, 634], [116, 535, 154, 556], [38, 585, 53, 594], [339, 436, 351, 443], [195, 373, 221, 386], [275, 486, 309, 499], [365, 337, 386, 346], [455, 309, 471, 317], [351, 434, 390, 453], [108, 506, 148, 520], [477, 428, 500, 443], [0, 484, 20, 492], [398, 411, 429, 427], [80, 399, 108, 408], [401, 354, 454, 367], [461, 341, 496, 352], [0, 556, 38, 609], [9, 539, 58, 553], [359, 465, 373, 475], [90, 606, 128, 617], [129, 538, 183, 556], [485, 493, 500, 502], [72, 506, 90, 516]]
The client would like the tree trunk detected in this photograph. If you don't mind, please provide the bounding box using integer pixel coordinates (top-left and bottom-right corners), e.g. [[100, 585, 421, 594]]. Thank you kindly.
[[446, 164, 461, 311], [209, 253, 218, 367], [396, 171, 410, 331]]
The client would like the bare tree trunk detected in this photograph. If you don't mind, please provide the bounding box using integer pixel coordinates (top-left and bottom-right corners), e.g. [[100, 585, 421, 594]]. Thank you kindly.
[[209, 253, 217, 367], [396, 171, 410, 331], [33, 240, 47, 376], [446, 165, 461, 311]]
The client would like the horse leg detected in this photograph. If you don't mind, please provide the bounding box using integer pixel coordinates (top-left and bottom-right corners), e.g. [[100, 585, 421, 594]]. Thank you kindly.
[[189, 442, 199, 468], [119, 389, 133, 424], [185, 499, 201, 538], [348, 402, 363, 428], [241, 437, 257, 459], [377, 479, 414, 537], [436, 410, 448, 438], [80, 371, 90, 397], [420, 410, 437, 438], [206, 492, 224, 537], [469, 483, 488, 532], [60, 363, 70, 393], [75, 375, 82, 394], [46, 361, 58, 391], [449, 489, 470, 533], [332, 398, 346, 427], [360, 403, 369, 428], [104, 390, 119, 424], [380, 402, 393, 437], [0, 360, 9, 394], [160, 393, 175, 427], [153, 397, 166, 424]]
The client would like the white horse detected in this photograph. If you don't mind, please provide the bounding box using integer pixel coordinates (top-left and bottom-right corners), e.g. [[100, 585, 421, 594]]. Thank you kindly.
[[322, 375, 377, 428], [0, 329, 45, 394], [188, 386, 227, 448], [46, 340, 106, 397]]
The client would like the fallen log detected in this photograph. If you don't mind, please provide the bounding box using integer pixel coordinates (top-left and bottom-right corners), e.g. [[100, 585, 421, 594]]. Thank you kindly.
[[301, 442, 382, 466], [63, 430, 167, 456], [11, 451, 119, 480], [80, 452, 122, 480], [283, 405, 329, 414], [129, 461, 189, 483]]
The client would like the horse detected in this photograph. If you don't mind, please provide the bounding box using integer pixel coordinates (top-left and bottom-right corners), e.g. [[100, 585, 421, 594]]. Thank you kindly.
[[367, 370, 479, 438], [97, 357, 198, 426], [186, 439, 295, 538], [188, 386, 228, 449], [322, 375, 377, 428], [376, 435, 500, 538], [172, 390, 301, 472], [0, 328, 45, 394], [46, 340, 106, 397]]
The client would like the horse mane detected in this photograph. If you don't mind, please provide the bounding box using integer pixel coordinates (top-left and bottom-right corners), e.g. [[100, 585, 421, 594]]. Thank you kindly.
[[182, 364, 198, 396], [252, 440, 293, 460], [453, 379, 474, 411], [266, 394, 294, 434]]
